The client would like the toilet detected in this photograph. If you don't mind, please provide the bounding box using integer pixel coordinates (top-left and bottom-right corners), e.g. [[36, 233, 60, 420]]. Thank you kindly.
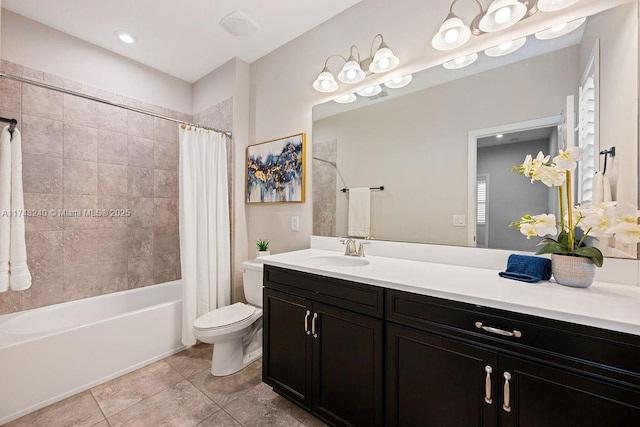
[[193, 259, 264, 376]]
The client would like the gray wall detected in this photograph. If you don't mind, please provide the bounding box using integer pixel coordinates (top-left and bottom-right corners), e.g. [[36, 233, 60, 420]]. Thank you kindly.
[[477, 139, 552, 252]]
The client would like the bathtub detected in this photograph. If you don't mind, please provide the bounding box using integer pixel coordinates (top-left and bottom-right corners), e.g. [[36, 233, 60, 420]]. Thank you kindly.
[[0, 281, 184, 424]]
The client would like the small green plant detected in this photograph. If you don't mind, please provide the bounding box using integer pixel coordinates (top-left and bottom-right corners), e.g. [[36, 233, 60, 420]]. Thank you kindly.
[[256, 239, 270, 251]]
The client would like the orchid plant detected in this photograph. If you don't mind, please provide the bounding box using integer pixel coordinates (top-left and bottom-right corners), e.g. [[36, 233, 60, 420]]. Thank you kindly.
[[511, 147, 640, 267]]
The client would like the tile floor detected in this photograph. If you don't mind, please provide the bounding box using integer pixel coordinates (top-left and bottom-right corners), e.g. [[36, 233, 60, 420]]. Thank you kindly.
[[7, 344, 327, 427]]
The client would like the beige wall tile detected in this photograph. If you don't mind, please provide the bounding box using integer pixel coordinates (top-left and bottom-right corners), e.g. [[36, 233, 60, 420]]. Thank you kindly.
[[64, 123, 98, 161], [154, 118, 179, 144], [128, 197, 154, 228], [21, 115, 63, 157], [128, 257, 154, 288], [64, 94, 98, 128], [154, 170, 178, 198], [97, 261, 129, 294], [63, 263, 99, 301], [99, 130, 128, 165], [153, 198, 178, 227], [153, 252, 181, 283], [98, 163, 128, 197], [63, 194, 98, 230], [154, 141, 178, 171], [0, 289, 22, 315], [23, 154, 63, 194], [153, 226, 179, 255], [24, 193, 63, 232], [127, 228, 153, 259], [98, 228, 128, 262], [22, 84, 63, 121], [63, 229, 99, 266], [0, 78, 21, 113], [20, 266, 64, 310], [25, 230, 63, 270], [98, 103, 128, 134], [128, 136, 154, 168], [128, 167, 154, 198], [97, 196, 129, 229], [128, 111, 154, 139], [63, 159, 97, 195]]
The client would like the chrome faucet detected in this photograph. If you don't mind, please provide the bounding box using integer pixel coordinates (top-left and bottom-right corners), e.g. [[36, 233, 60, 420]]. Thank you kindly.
[[340, 238, 370, 257]]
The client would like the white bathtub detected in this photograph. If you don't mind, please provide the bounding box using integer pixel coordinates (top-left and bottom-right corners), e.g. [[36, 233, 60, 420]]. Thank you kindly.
[[0, 281, 184, 424]]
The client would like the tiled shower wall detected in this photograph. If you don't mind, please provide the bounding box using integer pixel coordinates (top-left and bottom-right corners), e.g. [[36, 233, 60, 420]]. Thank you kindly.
[[312, 139, 337, 237], [0, 60, 191, 315]]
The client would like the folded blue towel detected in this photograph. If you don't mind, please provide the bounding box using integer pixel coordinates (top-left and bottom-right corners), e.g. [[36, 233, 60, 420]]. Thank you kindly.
[[499, 254, 552, 283]]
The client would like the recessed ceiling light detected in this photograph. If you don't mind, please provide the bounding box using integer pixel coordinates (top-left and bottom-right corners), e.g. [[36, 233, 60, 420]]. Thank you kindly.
[[115, 31, 136, 44], [497, 134, 504, 138]]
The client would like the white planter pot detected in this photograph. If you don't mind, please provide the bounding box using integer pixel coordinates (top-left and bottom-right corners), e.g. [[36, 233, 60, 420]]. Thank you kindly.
[[256, 250, 271, 258], [551, 254, 596, 288]]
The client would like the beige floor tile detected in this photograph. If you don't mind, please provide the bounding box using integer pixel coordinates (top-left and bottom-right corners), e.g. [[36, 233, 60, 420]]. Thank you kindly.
[[107, 380, 219, 427], [91, 360, 184, 416], [223, 382, 308, 427], [190, 359, 262, 408], [90, 421, 110, 427], [197, 410, 243, 426], [165, 343, 213, 378], [6, 392, 105, 427]]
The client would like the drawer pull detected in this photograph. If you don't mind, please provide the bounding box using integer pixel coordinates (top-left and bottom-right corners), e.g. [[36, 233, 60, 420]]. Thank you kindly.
[[312, 312, 318, 338], [475, 322, 522, 338], [304, 310, 311, 335], [484, 366, 493, 404], [503, 372, 512, 413]]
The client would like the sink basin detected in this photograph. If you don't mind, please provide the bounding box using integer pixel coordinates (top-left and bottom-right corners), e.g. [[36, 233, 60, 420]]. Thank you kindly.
[[305, 255, 370, 267]]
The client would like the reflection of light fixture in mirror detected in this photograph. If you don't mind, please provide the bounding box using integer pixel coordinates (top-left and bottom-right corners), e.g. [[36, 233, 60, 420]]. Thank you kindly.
[[537, 0, 581, 12], [535, 17, 586, 40], [497, 134, 504, 138], [357, 85, 382, 97], [115, 30, 136, 44], [334, 93, 357, 104], [484, 37, 527, 57], [479, 0, 527, 32], [443, 53, 479, 69], [384, 75, 413, 89], [313, 34, 399, 93]]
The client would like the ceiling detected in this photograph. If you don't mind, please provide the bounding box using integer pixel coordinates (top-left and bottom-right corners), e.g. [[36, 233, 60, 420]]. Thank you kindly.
[[478, 127, 556, 148], [1, 0, 362, 82]]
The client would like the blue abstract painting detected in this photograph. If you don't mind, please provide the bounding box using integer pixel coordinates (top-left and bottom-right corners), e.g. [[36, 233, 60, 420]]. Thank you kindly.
[[246, 133, 305, 203]]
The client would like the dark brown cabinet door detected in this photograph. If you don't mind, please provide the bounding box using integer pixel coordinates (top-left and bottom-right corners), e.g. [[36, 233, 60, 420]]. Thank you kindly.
[[263, 288, 312, 409], [311, 302, 384, 427], [499, 354, 640, 427], [386, 323, 498, 427]]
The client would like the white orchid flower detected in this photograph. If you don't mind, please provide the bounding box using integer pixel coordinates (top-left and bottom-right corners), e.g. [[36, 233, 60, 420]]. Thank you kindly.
[[613, 202, 640, 224], [553, 147, 584, 171], [532, 214, 557, 237], [521, 151, 551, 183], [535, 165, 565, 187], [581, 207, 616, 237], [519, 223, 538, 239], [610, 222, 640, 245]]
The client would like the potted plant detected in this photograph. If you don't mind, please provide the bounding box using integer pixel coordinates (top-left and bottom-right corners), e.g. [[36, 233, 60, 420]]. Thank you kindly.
[[256, 239, 271, 258], [511, 147, 640, 287]]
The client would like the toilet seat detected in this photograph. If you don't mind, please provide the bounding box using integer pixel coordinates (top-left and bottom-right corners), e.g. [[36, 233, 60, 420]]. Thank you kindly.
[[194, 303, 256, 331]]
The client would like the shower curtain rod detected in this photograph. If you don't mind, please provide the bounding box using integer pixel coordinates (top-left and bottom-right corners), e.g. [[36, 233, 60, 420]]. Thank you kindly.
[[0, 72, 232, 138]]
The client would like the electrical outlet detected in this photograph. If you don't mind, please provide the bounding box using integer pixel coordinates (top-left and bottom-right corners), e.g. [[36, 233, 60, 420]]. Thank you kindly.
[[453, 214, 466, 227], [291, 215, 300, 231]]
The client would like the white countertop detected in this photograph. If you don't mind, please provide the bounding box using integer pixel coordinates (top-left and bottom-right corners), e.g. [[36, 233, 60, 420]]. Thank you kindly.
[[261, 249, 640, 337]]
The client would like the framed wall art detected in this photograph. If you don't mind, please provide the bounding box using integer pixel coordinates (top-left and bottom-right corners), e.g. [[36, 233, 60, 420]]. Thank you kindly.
[[246, 133, 306, 203]]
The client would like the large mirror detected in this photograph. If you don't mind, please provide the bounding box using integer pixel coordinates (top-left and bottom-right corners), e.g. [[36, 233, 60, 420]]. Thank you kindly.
[[312, 1, 638, 258]]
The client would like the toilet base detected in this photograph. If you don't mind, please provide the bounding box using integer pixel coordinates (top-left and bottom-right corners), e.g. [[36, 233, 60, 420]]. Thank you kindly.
[[210, 340, 262, 376]]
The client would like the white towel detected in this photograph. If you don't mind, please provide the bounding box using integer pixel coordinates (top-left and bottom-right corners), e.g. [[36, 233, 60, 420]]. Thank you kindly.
[[0, 127, 11, 292], [593, 172, 612, 205], [9, 128, 31, 290], [348, 187, 371, 238]]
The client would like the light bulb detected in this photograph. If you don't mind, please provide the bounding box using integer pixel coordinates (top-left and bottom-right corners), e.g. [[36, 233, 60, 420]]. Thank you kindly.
[[498, 40, 513, 50], [445, 28, 460, 44], [320, 80, 331, 90], [494, 7, 512, 24], [551, 22, 568, 32], [377, 57, 390, 70], [346, 69, 356, 80]]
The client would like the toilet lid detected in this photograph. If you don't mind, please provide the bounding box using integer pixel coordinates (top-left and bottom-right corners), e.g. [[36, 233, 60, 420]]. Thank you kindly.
[[194, 303, 256, 330]]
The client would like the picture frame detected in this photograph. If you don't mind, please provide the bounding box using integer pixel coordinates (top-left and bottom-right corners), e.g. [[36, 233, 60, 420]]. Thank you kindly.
[[246, 133, 306, 203]]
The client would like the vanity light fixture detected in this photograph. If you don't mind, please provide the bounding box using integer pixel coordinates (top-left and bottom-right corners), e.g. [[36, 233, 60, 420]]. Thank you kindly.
[[356, 85, 383, 97], [334, 93, 357, 104], [384, 74, 413, 89], [115, 30, 136, 44], [312, 34, 400, 93], [443, 53, 479, 69], [535, 17, 586, 40], [484, 36, 527, 57], [479, 0, 528, 33], [537, 0, 581, 12]]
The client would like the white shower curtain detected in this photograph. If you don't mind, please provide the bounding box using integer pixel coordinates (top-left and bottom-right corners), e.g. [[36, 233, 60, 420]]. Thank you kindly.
[[179, 126, 231, 346]]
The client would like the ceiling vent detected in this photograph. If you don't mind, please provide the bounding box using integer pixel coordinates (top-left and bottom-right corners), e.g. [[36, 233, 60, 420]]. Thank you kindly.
[[219, 10, 260, 40]]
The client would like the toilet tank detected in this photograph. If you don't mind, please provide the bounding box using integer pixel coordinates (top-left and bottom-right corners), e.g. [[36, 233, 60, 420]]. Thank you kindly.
[[242, 260, 264, 307]]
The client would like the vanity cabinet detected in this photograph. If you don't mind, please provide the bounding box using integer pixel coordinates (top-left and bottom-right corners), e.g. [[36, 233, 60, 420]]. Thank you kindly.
[[263, 266, 384, 427], [386, 289, 640, 427]]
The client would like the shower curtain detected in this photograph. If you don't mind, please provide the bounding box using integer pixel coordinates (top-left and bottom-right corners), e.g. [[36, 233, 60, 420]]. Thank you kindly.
[[179, 126, 230, 346]]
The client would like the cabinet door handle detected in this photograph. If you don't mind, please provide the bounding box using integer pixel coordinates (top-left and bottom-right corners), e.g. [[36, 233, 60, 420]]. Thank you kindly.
[[304, 310, 311, 335], [475, 322, 522, 338], [503, 372, 512, 413], [484, 366, 493, 404], [311, 312, 318, 338]]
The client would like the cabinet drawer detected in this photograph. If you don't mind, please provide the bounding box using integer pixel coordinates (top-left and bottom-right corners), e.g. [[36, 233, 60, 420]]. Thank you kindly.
[[386, 289, 640, 386], [264, 266, 384, 318]]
